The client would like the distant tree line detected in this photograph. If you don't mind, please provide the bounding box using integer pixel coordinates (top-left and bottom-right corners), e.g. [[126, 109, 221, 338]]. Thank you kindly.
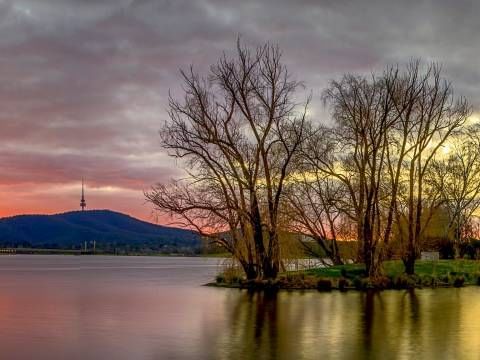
[[147, 40, 480, 280]]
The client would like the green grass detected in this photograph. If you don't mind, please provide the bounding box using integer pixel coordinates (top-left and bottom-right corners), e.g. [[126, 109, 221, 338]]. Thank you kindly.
[[305, 263, 364, 278], [211, 259, 480, 291], [305, 260, 480, 280]]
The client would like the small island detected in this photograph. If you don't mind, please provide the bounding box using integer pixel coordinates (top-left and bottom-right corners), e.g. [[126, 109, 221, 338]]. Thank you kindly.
[[210, 259, 480, 291]]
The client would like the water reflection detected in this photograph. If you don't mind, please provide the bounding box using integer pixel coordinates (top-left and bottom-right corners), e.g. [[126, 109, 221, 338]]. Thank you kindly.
[[213, 289, 479, 360], [0, 256, 479, 359]]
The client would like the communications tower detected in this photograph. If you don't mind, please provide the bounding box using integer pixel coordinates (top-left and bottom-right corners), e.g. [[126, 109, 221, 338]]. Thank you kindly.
[[80, 178, 87, 211]]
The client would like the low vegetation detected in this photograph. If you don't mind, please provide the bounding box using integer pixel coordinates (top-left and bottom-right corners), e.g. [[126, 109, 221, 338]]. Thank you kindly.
[[211, 260, 480, 291]]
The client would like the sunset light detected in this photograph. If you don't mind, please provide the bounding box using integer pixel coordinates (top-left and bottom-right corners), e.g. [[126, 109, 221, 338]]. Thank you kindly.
[[2, 1, 480, 359]]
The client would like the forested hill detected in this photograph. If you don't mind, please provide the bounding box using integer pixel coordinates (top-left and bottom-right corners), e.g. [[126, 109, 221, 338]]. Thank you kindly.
[[0, 210, 201, 253]]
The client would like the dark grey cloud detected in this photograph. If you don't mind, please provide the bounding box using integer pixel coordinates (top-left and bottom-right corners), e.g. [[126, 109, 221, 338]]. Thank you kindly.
[[2, 0, 480, 220]]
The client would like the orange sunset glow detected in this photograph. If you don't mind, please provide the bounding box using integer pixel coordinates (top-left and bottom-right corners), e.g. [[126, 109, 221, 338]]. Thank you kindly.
[[4, 2, 480, 360], [3, 2, 480, 226]]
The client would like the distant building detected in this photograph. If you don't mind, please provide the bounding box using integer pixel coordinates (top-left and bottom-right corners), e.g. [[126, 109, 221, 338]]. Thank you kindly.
[[421, 251, 439, 261]]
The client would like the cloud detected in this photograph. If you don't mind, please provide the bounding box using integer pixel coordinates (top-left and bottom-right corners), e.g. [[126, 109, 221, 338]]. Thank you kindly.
[[2, 0, 480, 221]]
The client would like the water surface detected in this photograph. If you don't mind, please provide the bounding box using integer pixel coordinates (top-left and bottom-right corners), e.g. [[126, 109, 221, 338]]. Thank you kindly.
[[0, 255, 479, 359]]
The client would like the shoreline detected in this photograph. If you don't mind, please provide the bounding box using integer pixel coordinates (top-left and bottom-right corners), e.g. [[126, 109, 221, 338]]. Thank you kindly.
[[0, 249, 228, 257], [204, 280, 467, 292], [210, 259, 480, 291]]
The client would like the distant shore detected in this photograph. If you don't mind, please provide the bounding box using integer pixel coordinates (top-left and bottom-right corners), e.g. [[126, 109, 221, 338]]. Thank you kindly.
[[0, 248, 229, 257]]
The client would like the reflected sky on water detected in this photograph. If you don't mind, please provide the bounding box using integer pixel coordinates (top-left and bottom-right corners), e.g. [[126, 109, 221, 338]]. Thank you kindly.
[[0, 255, 478, 359]]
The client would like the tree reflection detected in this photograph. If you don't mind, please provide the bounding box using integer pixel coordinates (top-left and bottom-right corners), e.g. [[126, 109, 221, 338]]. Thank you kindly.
[[208, 288, 475, 359]]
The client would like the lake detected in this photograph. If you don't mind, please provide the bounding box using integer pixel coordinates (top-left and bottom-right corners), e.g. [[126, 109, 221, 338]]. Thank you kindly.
[[0, 255, 479, 359]]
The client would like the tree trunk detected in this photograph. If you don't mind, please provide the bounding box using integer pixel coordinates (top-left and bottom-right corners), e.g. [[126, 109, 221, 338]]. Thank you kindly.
[[262, 259, 278, 279], [333, 253, 343, 266], [362, 208, 378, 278], [404, 253, 415, 275], [251, 194, 268, 279], [332, 238, 344, 265], [244, 263, 258, 280], [262, 235, 279, 279]]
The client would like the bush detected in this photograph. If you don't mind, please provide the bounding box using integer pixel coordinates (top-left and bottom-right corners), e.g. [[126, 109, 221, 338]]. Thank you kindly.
[[351, 276, 392, 290], [338, 277, 350, 291], [278, 273, 321, 289], [353, 277, 362, 290], [303, 276, 318, 289], [241, 279, 280, 291], [453, 276, 465, 288], [352, 276, 363, 290], [419, 274, 437, 288], [372, 276, 392, 289], [287, 272, 305, 282], [440, 274, 450, 284], [392, 274, 417, 289], [284, 272, 307, 288], [216, 265, 243, 284], [317, 278, 333, 291], [351, 277, 377, 290]]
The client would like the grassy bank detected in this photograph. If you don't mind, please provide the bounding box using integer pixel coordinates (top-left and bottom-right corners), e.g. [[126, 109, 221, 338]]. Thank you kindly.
[[211, 260, 480, 291]]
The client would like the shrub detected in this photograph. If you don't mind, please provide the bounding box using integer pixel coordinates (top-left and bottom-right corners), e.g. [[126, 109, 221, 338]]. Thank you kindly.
[[372, 276, 392, 290], [353, 276, 372, 290], [393, 274, 416, 289], [303, 276, 318, 289], [217, 265, 243, 284], [453, 276, 465, 288], [285, 272, 307, 288], [474, 272, 480, 286], [440, 274, 450, 284], [241, 279, 280, 291], [352, 277, 376, 290], [317, 278, 333, 291], [338, 277, 350, 291], [353, 276, 363, 290], [264, 279, 279, 290], [279, 273, 320, 289], [287, 272, 305, 282], [419, 274, 437, 288]]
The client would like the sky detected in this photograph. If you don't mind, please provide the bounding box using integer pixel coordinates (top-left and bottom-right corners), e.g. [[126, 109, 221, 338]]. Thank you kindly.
[[2, 0, 480, 223]]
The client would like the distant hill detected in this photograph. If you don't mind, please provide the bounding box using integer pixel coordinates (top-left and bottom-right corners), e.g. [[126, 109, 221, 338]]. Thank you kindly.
[[0, 210, 201, 253]]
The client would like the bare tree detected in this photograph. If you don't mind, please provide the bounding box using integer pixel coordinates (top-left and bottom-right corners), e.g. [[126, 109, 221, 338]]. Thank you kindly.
[[146, 180, 259, 278], [390, 63, 470, 274], [286, 169, 345, 266], [428, 126, 480, 256], [318, 73, 399, 277], [147, 40, 308, 280], [309, 61, 469, 277]]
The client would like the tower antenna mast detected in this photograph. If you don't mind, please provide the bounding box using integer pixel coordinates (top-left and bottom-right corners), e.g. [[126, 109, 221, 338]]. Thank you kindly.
[[80, 178, 87, 211]]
